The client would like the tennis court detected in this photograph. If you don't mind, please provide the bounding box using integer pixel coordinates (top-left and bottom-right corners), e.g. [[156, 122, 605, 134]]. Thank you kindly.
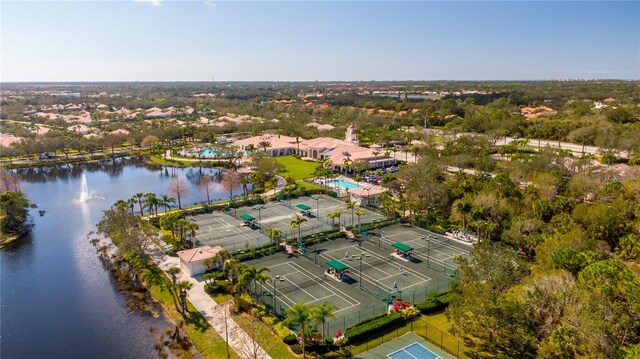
[[282, 195, 386, 228], [229, 195, 385, 240], [191, 211, 273, 252], [245, 252, 384, 335], [356, 333, 452, 359], [310, 236, 452, 303], [379, 225, 472, 275]]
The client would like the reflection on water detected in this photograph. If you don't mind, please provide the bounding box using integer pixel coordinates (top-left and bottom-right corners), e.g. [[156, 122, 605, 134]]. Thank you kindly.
[[2, 157, 241, 359]]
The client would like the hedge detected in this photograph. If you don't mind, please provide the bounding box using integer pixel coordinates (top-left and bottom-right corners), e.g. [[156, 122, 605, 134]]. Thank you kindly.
[[344, 312, 406, 343], [416, 291, 451, 314]]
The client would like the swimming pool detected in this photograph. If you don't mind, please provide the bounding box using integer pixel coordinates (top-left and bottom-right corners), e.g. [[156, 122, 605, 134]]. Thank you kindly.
[[328, 179, 359, 190], [199, 148, 220, 157]]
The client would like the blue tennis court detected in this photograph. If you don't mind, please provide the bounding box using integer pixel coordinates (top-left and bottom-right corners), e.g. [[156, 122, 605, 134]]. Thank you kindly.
[[388, 342, 441, 359]]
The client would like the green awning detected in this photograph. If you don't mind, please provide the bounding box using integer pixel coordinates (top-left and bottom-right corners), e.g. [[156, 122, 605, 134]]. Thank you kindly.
[[239, 213, 256, 221], [326, 259, 349, 272], [391, 242, 413, 253], [296, 204, 312, 211]]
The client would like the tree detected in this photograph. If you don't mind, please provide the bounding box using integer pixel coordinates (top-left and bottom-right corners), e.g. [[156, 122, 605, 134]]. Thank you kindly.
[[235, 314, 272, 359], [101, 134, 123, 156], [240, 266, 271, 296], [447, 242, 532, 358], [168, 177, 190, 209], [221, 170, 241, 202], [159, 194, 176, 213], [258, 141, 272, 152], [265, 227, 283, 245], [145, 193, 159, 216], [141, 134, 160, 153], [198, 174, 215, 204], [165, 267, 184, 314], [289, 214, 308, 241], [177, 280, 193, 315], [185, 221, 199, 247], [354, 209, 365, 226], [284, 303, 314, 357], [134, 192, 145, 215], [0, 191, 35, 234], [327, 210, 342, 227], [311, 301, 337, 339], [97, 201, 153, 256], [346, 201, 356, 227]]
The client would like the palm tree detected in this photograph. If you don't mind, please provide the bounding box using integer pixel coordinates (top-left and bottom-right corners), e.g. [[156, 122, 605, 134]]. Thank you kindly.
[[166, 267, 182, 313], [312, 302, 337, 339], [346, 201, 356, 227], [289, 214, 308, 241], [240, 266, 271, 296], [185, 221, 199, 247], [177, 280, 193, 315], [454, 198, 473, 232], [175, 219, 189, 243], [284, 303, 314, 357], [159, 194, 176, 213], [327, 210, 342, 228], [354, 209, 365, 226], [258, 141, 272, 152], [127, 197, 136, 215], [145, 193, 159, 216], [266, 227, 283, 245], [134, 192, 145, 215], [223, 257, 240, 285]]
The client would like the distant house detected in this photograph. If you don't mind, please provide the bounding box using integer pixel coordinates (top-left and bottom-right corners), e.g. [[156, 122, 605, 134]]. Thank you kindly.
[[177, 245, 225, 277]]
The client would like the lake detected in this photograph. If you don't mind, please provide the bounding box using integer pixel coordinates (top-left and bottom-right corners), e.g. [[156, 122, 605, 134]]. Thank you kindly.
[[1, 157, 242, 358]]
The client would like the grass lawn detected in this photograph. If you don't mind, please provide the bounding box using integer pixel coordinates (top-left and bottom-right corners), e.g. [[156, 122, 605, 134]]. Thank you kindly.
[[275, 156, 319, 180], [296, 181, 322, 190], [233, 312, 298, 359], [148, 282, 240, 359]]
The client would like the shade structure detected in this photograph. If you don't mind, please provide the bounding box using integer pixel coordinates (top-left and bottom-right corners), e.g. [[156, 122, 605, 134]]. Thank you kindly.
[[325, 259, 349, 272], [391, 242, 413, 254], [296, 204, 312, 211], [239, 213, 256, 221]]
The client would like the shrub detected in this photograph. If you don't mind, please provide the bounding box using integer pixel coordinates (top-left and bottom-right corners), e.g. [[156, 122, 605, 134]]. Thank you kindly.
[[283, 334, 298, 345], [344, 312, 405, 343], [273, 321, 292, 339], [400, 306, 421, 321], [416, 292, 451, 314], [290, 343, 303, 354]]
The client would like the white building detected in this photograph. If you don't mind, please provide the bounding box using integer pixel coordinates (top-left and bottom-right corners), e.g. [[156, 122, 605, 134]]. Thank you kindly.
[[177, 245, 224, 277]]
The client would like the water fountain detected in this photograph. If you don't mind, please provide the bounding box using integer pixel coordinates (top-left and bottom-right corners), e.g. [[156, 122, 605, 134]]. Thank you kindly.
[[77, 173, 103, 202]]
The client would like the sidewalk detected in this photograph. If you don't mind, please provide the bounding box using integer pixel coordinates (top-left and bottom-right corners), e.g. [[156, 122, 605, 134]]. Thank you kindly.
[[147, 245, 272, 359]]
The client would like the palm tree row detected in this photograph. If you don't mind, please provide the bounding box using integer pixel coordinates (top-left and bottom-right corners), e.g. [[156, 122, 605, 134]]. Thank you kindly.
[[284, 301, 337, 358], [124, 192, 177, 216]]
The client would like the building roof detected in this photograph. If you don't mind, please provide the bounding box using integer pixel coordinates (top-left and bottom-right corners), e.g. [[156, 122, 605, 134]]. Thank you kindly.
[[349, 186, 386, 197], [177, 245, 224, 264]]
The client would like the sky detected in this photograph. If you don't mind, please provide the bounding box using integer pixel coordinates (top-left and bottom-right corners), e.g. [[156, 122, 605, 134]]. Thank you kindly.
[[1, 1, 638, 82]]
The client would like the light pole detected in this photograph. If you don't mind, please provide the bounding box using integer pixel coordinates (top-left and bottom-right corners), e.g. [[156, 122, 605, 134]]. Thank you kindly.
[[358, 252, 364, 290], [427, 238, 431, 268], [254, 205, 265, 227], [380, 230, 385, 248], [312, 196, 320, 221], [273, 275, 281, 316]]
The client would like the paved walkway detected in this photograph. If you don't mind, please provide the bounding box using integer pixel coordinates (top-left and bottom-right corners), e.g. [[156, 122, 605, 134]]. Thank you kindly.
[[147, 245, 272, 359]]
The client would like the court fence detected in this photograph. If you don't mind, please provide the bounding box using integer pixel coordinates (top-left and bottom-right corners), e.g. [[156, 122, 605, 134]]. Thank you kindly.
[[353, 316, 470, 359]]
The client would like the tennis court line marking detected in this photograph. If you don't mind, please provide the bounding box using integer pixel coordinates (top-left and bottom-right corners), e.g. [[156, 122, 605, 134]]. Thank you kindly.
[[382, 232, 469, 255], [384, 230, 469, 255], [322, 244, 432, 281], [287, 261, 361, 313], [317, 250, 431, 291], [265, 261, 360, 314]]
